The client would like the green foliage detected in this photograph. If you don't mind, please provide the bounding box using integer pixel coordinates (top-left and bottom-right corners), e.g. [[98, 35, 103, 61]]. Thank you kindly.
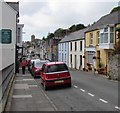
[[42, 36, 46, 41], [76, 24, 86, 30], [43, 23, 86, 41], [46, 33, 54, 40], [69, 24, 86, 32], [110, 6, 120, 13], [99, 62, 104, 68], [69, 25, 76, 32], [54, 28, 69, 37]]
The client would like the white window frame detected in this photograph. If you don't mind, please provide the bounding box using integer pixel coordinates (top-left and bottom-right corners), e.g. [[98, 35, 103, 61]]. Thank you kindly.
[[100, 26, 114, 44], [90, 33, 93, 45], [80, 41, 82, 51]]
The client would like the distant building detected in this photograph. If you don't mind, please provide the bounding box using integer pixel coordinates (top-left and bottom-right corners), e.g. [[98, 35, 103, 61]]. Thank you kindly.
[[31, 34, 35, 42], [17, 24, 24, 47]]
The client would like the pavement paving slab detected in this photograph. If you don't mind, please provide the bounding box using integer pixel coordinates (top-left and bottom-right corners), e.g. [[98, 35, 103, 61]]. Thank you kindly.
[[5, 69, 56, 111]]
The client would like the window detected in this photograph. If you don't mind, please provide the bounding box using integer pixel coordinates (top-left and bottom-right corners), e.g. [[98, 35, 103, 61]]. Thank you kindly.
[[59, 44, 61, 51], [104, 27, 108, 32], [110, 27, 114, 43], [70, 42, 72, 51], [97, 31, 100, 44], [65, 54, 66, 63], [59, 53, 61, 61], [62, 44, 63, 51], [80, 55, 82, 66], [75, 42, 77, 51], [65, 43, 66, 51], [100, 27, 114, 44], [70, 54, 72, 63], [80, 41, 82, 51], [46, 64, 68, 73], [62, 53, 63, 61], [90, 33, 93, 45]]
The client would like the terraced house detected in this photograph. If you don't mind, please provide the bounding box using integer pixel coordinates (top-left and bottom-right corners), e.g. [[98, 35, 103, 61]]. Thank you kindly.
[[85, 10, 120, 75], [58, 28, 88, 69]]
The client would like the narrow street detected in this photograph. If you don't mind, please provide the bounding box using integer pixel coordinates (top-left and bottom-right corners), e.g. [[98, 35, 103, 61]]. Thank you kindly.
[[35, 70, 119, 111]]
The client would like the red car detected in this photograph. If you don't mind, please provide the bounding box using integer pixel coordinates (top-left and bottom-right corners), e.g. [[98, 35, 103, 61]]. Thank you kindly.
[[40, 62, 71, 90], [32, 59, 49, 78]]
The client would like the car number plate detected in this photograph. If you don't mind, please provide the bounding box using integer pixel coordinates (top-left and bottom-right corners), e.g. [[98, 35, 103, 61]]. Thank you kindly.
[[55, 80, 64, 83]]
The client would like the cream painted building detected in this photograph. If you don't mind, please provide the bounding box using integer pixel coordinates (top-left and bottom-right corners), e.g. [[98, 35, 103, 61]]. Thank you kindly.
[[67, 28, 88, 70], [85, 10, 120, 74]]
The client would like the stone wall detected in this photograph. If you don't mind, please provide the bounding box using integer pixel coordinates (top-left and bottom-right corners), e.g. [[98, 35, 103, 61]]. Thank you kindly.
[[108, 54, 119, 80]]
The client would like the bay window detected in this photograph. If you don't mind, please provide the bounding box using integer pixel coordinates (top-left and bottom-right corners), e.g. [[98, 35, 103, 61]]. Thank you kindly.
[[100, 26, 114, 44]]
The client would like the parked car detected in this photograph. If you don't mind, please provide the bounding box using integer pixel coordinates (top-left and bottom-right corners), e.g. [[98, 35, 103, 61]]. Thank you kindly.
[[40, 62, 71, 90], [32, 59, 49, 78], [29, 59, 39, 74]]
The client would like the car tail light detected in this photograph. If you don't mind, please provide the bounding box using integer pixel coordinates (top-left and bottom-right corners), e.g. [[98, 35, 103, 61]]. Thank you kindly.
[[67, 72, 71, 76], [45, 74, 49, 79]]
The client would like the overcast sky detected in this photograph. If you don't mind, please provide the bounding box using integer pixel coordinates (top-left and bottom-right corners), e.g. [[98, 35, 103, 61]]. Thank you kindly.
[[4, 0, 120, 41]]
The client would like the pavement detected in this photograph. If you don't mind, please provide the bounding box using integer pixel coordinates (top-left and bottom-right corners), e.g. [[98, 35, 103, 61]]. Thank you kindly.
[[4, 68, 57, 111]]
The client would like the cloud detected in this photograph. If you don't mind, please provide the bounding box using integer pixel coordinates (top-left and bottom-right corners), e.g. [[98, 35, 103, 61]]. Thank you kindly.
[[4, 0, 120, 41]]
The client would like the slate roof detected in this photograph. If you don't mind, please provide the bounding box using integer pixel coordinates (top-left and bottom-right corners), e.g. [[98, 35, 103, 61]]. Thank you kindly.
[[6, 2, 19, 16], [59, 28, 89, 43], [86, 11, 120, 33]]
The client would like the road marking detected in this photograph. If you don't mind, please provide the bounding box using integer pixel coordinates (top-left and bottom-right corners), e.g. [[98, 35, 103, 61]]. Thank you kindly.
[[13, 95, 32, 98], [88, 93, 94, 97], [23, 79, 34, 81], [80, 89, 85, 92], [14, 84, 29, 89], [74, 85, 78, 88], [115, 106, 120, 110], [29, 85, 38, 87], [99, 98, 108, 104], [15, 80, 24, 82]]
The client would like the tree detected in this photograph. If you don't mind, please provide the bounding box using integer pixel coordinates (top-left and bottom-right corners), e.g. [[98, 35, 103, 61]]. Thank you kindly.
[[46, 33, 54, 40], [42, 36, 46, 41], [76, 24, 86, 30], [110, 6, 120, 13], [69, 24, 86, 32], [54, 28, 67, 37], [69, 24, 76, 32]]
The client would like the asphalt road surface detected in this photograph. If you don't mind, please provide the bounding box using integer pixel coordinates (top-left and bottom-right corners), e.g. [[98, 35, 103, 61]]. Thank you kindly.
[[35, 70, 119, 111]]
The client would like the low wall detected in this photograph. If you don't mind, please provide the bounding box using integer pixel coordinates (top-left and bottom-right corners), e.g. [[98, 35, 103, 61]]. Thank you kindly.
[[0, 64, 15, 112]]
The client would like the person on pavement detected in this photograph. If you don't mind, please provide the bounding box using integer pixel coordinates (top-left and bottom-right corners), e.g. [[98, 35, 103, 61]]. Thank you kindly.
[[21, 58, 27, 74]]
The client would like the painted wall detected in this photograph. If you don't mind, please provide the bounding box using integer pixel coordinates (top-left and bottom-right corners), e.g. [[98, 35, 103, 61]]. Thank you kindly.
[[0, 2, 17, 71], [68, 40, 85, 69], [85, 30, 99, 47], [85, 26, 118, 71], [58, 42, 69, 66]]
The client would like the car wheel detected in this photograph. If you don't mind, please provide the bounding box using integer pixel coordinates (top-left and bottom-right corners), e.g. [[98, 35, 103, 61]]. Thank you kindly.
[[43, 82, 48, 90]]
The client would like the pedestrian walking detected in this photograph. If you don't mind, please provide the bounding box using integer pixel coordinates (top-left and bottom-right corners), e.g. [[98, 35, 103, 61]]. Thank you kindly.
[[21, 58, 26, 74]]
